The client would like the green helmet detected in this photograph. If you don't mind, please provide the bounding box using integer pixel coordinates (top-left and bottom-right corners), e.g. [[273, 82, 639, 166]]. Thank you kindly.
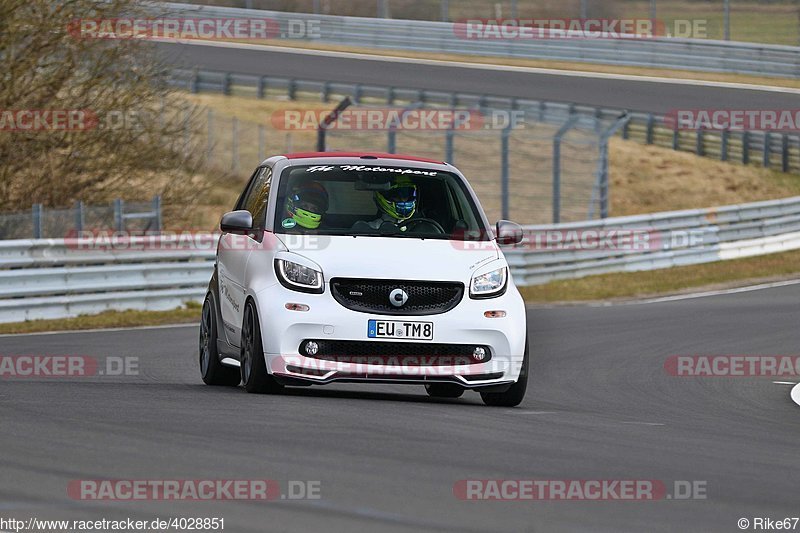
[[285, 181, 329, 229], [375, 175, 417, 221]]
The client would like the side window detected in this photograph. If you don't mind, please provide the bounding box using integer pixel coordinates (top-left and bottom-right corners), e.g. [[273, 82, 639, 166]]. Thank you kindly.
[[241, 167, 272, 228]]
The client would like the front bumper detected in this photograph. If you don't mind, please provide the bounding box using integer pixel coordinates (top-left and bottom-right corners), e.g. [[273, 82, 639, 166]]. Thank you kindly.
[[254, 281, 527, 388]]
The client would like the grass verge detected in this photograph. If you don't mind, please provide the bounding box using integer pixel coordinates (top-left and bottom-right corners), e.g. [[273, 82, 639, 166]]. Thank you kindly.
[[0, 303, 201, 335], [519, 248, 800, 303]]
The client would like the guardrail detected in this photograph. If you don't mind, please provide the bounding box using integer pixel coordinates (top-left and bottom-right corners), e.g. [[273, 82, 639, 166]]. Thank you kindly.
[[165, 2, 800, 78], [505, 196, 800, 285], [170, 68, 800, 174], [2, 196, 800, 323], [0, 236, 215, 323]]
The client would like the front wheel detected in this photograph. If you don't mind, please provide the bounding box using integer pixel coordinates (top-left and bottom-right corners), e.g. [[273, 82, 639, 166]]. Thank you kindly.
[[480, 339, 529, 407], [199, 295, 240, 387], [240, 300, 283, 394]]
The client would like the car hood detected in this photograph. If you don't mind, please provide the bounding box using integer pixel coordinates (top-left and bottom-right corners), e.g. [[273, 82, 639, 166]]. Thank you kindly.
[[276, 234, 500, 283]]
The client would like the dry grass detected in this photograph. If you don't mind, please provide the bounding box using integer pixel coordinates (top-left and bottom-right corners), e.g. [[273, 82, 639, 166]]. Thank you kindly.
[[0, 304, 201, 335]]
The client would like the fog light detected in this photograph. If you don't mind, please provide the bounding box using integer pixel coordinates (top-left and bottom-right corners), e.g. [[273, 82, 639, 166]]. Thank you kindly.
[[472, 347, 487, 361], [484, 310, 506, 318], [285, 303, 310, 312], [304, 341, 319, 356]]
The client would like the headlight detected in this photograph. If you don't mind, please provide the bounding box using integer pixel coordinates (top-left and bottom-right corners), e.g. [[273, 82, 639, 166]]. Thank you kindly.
[[470, 267, 507, 299], [275, 259, 324, 293]]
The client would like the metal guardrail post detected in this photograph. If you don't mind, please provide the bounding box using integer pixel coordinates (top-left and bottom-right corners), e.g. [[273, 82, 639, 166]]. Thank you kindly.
[[721, 130, 729, 161], [321, 82, 331, 103], [672, 122, 679, 150], [646, 114, 655, 145], [441, 0, 448, 21], [696, 128, 704, 156], [231, 117, 239, 172], [352, 84, 362, 104], [763, 132, 772, 167], [782, 134, 790, 172], [317, 97, 352, 152], [32, 204, 43, 239], [223, 73, 232, 96], [552, 114, 580, 224], [152, 195, 162, 232], [191, 68, 199, 94], [75, 201, 84, 233], [114, 199, 124, 232], [742, 131, 750, 164], [257, 76, 267, 99], [501, 124, 511, 221], [387, 87, 395, 105], [287, 79, 297, 100]]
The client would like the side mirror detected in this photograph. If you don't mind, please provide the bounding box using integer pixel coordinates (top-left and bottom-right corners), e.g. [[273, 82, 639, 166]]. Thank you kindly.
[[495, 220, 524, 245], [220, 210, 253, 234]]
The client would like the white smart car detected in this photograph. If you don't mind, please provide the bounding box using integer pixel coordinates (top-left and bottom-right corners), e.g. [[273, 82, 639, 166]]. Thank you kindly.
[[199, 152, 529, 406]]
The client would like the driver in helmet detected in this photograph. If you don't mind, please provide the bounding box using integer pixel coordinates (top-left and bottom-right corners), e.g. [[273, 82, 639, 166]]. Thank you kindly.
[[364, 174, 418, 231], [283, 180, 329, 230]]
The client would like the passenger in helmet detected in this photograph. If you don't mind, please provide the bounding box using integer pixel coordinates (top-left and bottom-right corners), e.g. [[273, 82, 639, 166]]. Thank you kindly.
[[284, 181, 329, 230], [360, 175, 418, 231]]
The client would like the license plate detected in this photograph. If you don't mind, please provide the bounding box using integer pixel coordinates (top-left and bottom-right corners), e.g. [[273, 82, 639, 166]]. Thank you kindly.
[[367, 319, 433, 340]]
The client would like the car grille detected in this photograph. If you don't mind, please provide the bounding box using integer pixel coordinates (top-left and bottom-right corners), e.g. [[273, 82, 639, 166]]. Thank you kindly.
[[299, 340, 491, 365], [330, 278, 464, 315]]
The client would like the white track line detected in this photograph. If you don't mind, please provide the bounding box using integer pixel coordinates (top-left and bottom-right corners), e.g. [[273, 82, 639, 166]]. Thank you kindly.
[[156, 38, 800, 94], [792, 384, 800, 407]]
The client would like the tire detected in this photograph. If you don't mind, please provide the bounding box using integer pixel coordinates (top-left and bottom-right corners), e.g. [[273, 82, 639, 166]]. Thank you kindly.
[[199, 295, 241, 386], [480, 338, 529, 407], [425, 383, 464, 399], [240, 300, 283, 394]]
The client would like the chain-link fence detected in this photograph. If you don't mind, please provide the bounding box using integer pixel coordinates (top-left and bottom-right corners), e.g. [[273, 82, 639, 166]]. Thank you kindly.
[[0, 198, 162, 240], [199, 97, 626, 225], [181, 0, 800, 46]]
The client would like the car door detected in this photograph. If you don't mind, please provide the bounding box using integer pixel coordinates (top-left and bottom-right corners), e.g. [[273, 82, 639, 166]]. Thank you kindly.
[[218, 166, 273, 347]]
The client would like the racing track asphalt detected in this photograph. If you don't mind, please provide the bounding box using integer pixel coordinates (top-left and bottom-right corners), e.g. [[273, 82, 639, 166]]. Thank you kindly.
[[154, 40, 800, 114], [1, 283, 798, 532]]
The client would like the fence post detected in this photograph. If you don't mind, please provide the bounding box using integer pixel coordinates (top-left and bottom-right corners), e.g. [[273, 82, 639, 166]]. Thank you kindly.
[[387, 87, 395, 105], [32, 204, 43, 239], [782, 134, 789, 172], [114, 199, 124, 232], [317, 97, 352, 152], [352, 84, 362, 104], [74, 201, 84, 233], [287, 79, 297, 100], [552, 114, 579, 224], [445, 125, 454, 163], [257, 76, 267, 99], [258, 125, 266, 162], [721, 129, 729, 161], [742, 131, 750, 164], [501, 125, 511, 221], [152, 195, 162, 232], [191, 68, 199, 94], [441, 0, 448, 21], [207, 108, 214, 163], [696, 128, 704, 156], [672, 121, 679, 150], [231, 117, 239, 172], [763, 132, 771, 168], [646, 113, 655, 144], [223, 73, 232, 96], [321, 81, 331, 103]]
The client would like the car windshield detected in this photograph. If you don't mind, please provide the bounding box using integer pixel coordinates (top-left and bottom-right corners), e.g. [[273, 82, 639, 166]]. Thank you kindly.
[[274, 164, 489, 240]]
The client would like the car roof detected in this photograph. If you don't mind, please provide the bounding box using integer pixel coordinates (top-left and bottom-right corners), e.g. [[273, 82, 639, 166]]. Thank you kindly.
[[281, 152, 444, 164]]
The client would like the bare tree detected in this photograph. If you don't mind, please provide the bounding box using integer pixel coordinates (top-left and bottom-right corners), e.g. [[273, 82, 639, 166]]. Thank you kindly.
[[0, 0, 205, 214]]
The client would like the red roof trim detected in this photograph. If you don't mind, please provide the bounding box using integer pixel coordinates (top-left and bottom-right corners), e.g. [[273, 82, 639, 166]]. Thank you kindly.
[[282, 152, 443, 164]]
